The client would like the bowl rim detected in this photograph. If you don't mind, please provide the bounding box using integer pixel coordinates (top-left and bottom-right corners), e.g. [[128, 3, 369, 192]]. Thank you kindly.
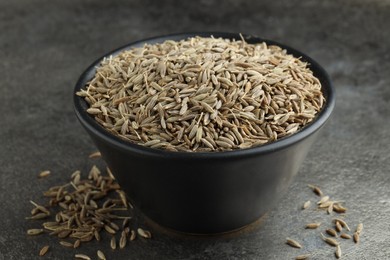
[[74, 32, 335, 159]]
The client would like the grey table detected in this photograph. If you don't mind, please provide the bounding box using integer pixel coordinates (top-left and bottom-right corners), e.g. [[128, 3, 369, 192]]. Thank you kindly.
[[1, 0, 389, 259]]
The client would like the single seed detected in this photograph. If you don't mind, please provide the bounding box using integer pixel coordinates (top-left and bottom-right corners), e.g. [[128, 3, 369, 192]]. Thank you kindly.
[[104, 224, 116, 234], [326, 229, 338, 237], [111, 236, 117, 249], [308, 184, 323, 196], [335, 245, 342, 259], [333, 204, 347, 213], [38, 170, 51, 178], [305, 223, 321, 229], [302, 201, 311, 210], [130, 230, 136, 241], [295, 254, 310, 260], [89, 151, 101, 158], [340, 233, 352, 239], [321, 233, 339, 247], [39, 245, 49, 256], [119, 231, 127, 248], [25, 212, 49, 220], [74, 239, 81, 248], [75, 254, 91, 260], [59, 240, 74, 248], [27, 229, 44, 235], [356, 223, 363, 234], [335, 221, 343, 232], [97, 250, 106, 260], [353, 232, 360, 243], [286, 238, 302, 248], [137, 228, 152, 239]]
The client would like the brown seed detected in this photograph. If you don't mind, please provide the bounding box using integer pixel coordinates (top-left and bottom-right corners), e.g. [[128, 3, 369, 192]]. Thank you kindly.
[[58, 230, 72, 238], [305, 223, 321, 229], [295, 254, 310, 260], [104, 224, 116, 235], [302, 200, 311, 210], [335, 245, 342, 259], [110, 236, 117, 249], [340, 233, 352, 239], [89, 151, 101, 158], [317, 196, 329, 204], [74, 239, 81, 248], [353, 232, 360, 243], [130, 230, 136, 241], [119, 231, 127, 248], [75, 254, 91, 260], [27, 229, 44, 235], [59, 240, 74, 248], [38, 170, 51, 178], [137, 228, 152, 239], [356, 223, 363, 234], [335, 221, 343, 232], [333, 204, 347, 213], [97, 250, 106, 260], [308, 184, 323, 196], [286, 238, 302, 248], [333, 218, 350, 231], [321, 234, 339, 247], [39, 245, 49, 256], [25, 212, 49, 220], [326, 229, 338, 237]]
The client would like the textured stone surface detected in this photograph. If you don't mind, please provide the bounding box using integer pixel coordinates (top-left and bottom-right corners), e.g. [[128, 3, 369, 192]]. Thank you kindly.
[[1, 0, 389, 259]]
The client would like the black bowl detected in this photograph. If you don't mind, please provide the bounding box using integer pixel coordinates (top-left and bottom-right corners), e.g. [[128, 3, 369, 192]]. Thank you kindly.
[[74, 32, 335, 234]]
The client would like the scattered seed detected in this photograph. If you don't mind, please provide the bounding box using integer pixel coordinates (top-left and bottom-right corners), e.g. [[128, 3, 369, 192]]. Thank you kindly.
[[356, 223, 363, 234], [317, 196, 329, 205], [333, 218, 350, 231], [340, 233, 352, 239], [97, 250, 106, 260], [27, 229, 44, 235], [321, 233, 339, 247], [335, 245, 341, 259], [326, 229, 338, 237], [59, 241, 74, 248], [110, 236, 117, 250], [333, 204, 347, 213], [130, 230, 136, 241], [286, 238, 302, 248], [74, 239, 81, 248], [119, 231, 127, 248], [75, 254, 91, 260], [39, 245, 49, 256], [89, 151, 101, 158], [295, 254, 310, 260], [353, 232, 360, 243], [305, 223, 321, 229], [302, 201, 311, 210], [137, 228, 152, 239], [38, 170, 51, 178], [335, 221, 343, 232], [308, 184, 323, 196]]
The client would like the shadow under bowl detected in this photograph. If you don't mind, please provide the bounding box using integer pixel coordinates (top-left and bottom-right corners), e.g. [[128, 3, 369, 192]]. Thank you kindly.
[[74, 32, 335, 234]]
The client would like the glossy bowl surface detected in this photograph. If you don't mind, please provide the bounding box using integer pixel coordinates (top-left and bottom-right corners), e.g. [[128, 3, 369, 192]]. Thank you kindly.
[[74, 32, 335, 234]]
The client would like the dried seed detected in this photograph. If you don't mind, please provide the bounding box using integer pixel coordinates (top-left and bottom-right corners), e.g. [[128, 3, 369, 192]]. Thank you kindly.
[[27, 229, 44, 235], [353, 232, 360, 243], [59, 240, 74, 248], [130, 230, 136, 241], [302, 200, 311, 210], [104, 225, 116, 234], [119, 231, 127, 248], [137, 228, 152, 239], [340, 233, 352, 239], [89, 151, 101, 158], [75, 254, 91, 260], [38, 170, 51, 178], [308, 184, 323, 196], [286, 238, 302, 248], [110, 236, 117, 249], [305, 223, 321, 229], [335, 245, 342, 259], [295, 254, 310, 260], [333, 204, 347, 213], [321, 233, 339, 247], [356, 223, 363, 234], [335, 221, 343, 232], [26, 213, 49, 220], [317, 196, 330, 205], [326, 229, 338, 237], [97, 250, 106, 260], [73, 239, 81, 248], [39, 245, 49, 256], [333, 218, 350, 231]]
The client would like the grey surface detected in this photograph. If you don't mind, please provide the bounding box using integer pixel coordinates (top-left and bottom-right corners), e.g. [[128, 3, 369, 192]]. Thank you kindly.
[[1, 0, 389, 259]]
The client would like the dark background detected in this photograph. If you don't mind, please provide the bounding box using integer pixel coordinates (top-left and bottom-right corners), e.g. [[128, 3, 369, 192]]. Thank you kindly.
[[1, 0, 389, 259]]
